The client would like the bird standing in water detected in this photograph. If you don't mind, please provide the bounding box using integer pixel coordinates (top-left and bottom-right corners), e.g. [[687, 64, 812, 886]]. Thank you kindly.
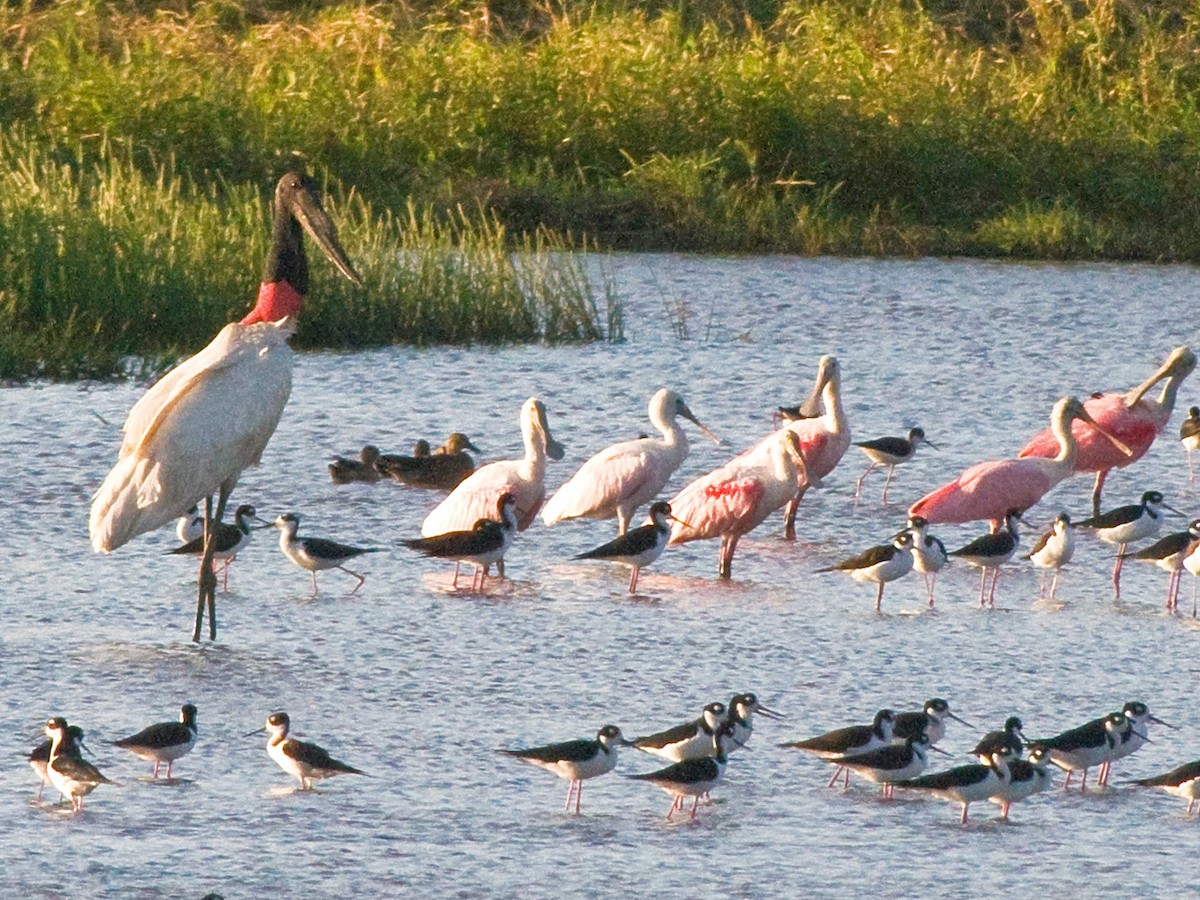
[[88, 172, 362, 641]]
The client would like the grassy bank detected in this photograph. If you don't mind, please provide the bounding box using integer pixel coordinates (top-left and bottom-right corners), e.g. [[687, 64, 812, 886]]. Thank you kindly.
[[0, 131, 619, 380], [3, 0, 1200, 376]]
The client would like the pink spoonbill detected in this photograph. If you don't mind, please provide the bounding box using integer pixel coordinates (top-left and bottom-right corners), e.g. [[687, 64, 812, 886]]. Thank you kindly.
[[909, 397, 1132, 531], [540, 388, 719, 534], [1018, 346, 1195, 516], [668, 430, 809, 579], [421, 398, 564, 539], [88, 172, 362, 641], [746, 355, 850, 541]]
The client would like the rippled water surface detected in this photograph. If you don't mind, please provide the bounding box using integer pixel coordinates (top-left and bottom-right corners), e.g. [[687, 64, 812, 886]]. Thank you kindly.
[[3, 255, 1200, 897]]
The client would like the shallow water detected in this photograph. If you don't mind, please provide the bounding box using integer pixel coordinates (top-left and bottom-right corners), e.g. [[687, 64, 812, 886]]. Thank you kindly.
[[3, 255, 1199, 897]]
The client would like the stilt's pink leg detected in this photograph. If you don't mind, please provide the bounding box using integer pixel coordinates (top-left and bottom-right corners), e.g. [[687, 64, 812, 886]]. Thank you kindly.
[[1080, 768, 1089, 791], [979, 569, 987, 607], [690, 796, 701, 819], [854, 465, 874, 503], [960, 803, 969, 825], [881, 467, 895, 505], [1050, 570, 1060, 600], [1189, 798, 1196, 816], [629, 567, 639, 594], [843, 767, 850, 788], [1063, 770, 1073, 791], [989, 568, 1000, 608], [452, 563, 460, 589], [1001, 800, 1009, 819], [827, 765, 844, 788], [875, 582, 884, 612], [1113, 544, 1126, 598], [575, 781, 582, 814], [926, 573, 935, 607]]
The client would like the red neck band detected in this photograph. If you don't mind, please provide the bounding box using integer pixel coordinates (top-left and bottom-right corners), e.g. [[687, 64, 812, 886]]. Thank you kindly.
[[241, 280, 304, 325]]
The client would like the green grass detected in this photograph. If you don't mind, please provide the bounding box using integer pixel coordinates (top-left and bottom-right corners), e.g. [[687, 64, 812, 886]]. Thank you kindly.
[[0, 130, 620, 380], [5, 0, 1200, 377]]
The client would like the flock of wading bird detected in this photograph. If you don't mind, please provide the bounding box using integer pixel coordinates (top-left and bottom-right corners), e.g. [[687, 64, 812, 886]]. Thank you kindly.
[[27, 169, 1197, 823], [31, 693, 1200, 826]]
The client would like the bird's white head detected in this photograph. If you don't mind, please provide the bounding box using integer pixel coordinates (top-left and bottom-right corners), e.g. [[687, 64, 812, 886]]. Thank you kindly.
[[273, 513, 301, 538]]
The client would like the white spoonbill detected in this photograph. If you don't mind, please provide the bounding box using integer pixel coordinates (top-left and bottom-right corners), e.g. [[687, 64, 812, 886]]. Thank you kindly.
[[745, 355, 850, 540], [909, 397, 1132, 531], [668, 430, 808, 579], [540, 388, 718, 534], [1018, 346, 1195, 516], [88, 172, 363, 641], [421, 397, 564, 537]]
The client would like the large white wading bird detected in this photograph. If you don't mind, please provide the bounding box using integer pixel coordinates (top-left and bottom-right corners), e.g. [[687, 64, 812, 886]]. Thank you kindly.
[[540, 388, 719, 535], [88, 172, 363, 641]]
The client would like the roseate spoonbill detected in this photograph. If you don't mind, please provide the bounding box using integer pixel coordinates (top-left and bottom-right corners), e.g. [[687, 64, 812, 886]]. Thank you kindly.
[[853, 426, 936, 504], [989, 747, 1053, 819], [272, 513, 382, 594], [328, 446, 383, 484], [541, 389, 718, 535], [1098, 701, 1172, 785], [1018, 346, 1196, 516], [88, 172, 363, 641], [497, 724, 633, 814], [632, 701, 728, 762], [906, 516, 948, 607], [421, 398, 563, 538], [627, 722, 737, 821], [893, 699, 973, 746], [894, 747, 1013, 825], [573, 501, 678, 593], [947, 508, 1023, 608], [1025, 512, 1075, 600], [402, 494, 518, 591], [44, 718, 112, 812], [28, 724, 87, 804], [972, 717, 1026, 764], [831, 734, 943, 800], [780, 709, 895, 790], [249, 712, 366, 791], [726, 693, 784, 751], [379, 433, 480, 489], [1075, 489, 1176, 597], [909, 397, 1131, 530], [1182, 406, 1200, 483], [1119, 519, 1200, 610], [1029, 712, 1129, 792], [668, 430, 809, 580], [817, 531, 914, 612], [751, 356, 850, 541], [111, 703, 198, 780], [1131, 759, 1200, 815]]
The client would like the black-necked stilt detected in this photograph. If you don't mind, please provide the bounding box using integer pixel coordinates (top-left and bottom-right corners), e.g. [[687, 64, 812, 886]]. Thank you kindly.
[[402, 493, 518, 591], [1120, 519, 1200, 611], [111, 703, 198, 780], [573, 501, 677, 593], [329, 445, 383, 484], [627, 722, 738, 821], [498, 724, 633, 813], [168, 504, 264, 590], [379, 433, 480, 490], [177, 505, 205, 544], [1130, 758, 1200, 815], [781, 708, 896, 788], [948, 508, 1023, 608], [834, 733, 945, 799], [893, 698, 973, 746], [853, 426, 935, 505], [972, 716, 1025, 764], [1025, 512, 1075, 600], [1075, 490, 1176, 598], [1029, 711, 1132, 791], [894, 746, 1014, 825], [817, 532, 914, 612], [632, 701, 728, 762], [1180, 406, 1200, 483], [1100, 701, 1172, 785], [1185, 537, 1200, 617], [273, 513, 382, 594], [906, 516, 948, 607], [248, 712, 366, 790], [29, 724, 88, 803], [44, 718, 112, 812], [726, 692, 784, 751], [989, 746, 1053, 819]]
